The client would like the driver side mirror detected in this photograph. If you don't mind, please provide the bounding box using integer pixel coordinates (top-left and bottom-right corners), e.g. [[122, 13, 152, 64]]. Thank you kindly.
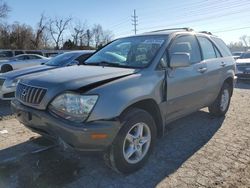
[[170, 53, 191, 68], [159, 57, 168, 69]]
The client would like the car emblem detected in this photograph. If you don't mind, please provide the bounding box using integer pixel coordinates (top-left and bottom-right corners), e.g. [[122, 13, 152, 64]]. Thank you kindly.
[[21, 88, 27, 97]]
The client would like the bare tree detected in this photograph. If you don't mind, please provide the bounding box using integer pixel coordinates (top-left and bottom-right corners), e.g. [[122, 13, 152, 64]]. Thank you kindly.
[[9, 22, 34, 49], [41, 29, 51, 49], [49, 17, 72, 49], [0, 0, 10, 19], [102, 30, 114, 45], [71, 21, 86, 46], [85, 29, 93, 47], [31, 13, 47, 49], [92, 24, 103, 48], [0, 23, 10, 48], [239, 35, 249, 47]]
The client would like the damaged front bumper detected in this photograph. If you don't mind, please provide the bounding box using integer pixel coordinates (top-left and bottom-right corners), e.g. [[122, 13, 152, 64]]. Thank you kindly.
[[11, 99, 121, 151]]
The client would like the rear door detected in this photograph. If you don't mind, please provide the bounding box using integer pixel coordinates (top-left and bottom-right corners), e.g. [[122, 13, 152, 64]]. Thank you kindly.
[[166, 34, 207, 121], [196, 35, 224, 104]]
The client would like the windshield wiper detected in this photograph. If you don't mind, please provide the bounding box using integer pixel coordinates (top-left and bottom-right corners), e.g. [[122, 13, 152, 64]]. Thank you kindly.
[[85, 61, 132, 68], [87, 61, 116, 66], [91, 61, 115, 67]]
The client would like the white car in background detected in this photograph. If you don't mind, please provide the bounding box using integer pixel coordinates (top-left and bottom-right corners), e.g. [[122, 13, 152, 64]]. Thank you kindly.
[[232, 51, 244, 60], [236, 52, 250, 80], [0, 54, 49, 73], [0, 50, 94, 100]]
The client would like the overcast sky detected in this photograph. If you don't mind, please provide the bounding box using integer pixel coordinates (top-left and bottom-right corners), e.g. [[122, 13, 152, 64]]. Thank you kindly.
[[5, 0, 250, 44]]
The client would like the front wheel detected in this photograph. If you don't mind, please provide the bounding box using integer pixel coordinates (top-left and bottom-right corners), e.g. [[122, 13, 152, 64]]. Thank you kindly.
[[1, 64, 13, 73], [208, 82, 232, 117], [104, 108, 157, 174]]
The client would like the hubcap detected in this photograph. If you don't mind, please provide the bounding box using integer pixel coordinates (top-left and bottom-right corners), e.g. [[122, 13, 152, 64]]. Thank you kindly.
[[123, 122, 151, 164], [220, 89, 230, 111]]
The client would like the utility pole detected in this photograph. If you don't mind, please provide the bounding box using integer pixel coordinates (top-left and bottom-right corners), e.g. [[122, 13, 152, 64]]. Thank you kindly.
[[131, 9, 138, 35]]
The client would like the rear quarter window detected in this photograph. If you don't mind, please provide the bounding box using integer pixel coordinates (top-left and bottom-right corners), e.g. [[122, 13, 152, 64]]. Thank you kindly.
[[211, 37, 232, 57]]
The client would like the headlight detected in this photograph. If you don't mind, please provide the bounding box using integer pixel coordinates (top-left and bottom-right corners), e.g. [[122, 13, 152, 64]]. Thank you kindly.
[[49, 92, 98, 122], [6, 79, 19, 88]]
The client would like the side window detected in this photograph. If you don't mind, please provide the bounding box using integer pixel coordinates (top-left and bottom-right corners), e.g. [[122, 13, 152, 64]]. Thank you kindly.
[[211, 37, 232, 57], [14, 51, 24, 56], [169, 35, 201, 64], [0, 51, 13, 58], [197, 37, 216, 60], [28, 55, 41, 59], [17, 56, 28, 60]]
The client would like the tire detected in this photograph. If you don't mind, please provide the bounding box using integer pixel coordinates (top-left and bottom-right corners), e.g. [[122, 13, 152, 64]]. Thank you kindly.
[[104, 108, 157, 174], [1, 65, 13, 73], [208, 82, 232, 117]]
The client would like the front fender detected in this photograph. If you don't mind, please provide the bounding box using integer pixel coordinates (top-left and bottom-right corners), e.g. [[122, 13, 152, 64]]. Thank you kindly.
[[87, 71, 165, 122]]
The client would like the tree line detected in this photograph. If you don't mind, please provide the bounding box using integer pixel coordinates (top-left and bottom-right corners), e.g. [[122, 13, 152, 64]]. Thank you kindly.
[[228, 35, 250, 52], [0, 1, 114, 50]]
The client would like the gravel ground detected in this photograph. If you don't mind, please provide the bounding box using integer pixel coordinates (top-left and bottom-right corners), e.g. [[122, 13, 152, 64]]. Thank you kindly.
[[0, 81, 249, 188]]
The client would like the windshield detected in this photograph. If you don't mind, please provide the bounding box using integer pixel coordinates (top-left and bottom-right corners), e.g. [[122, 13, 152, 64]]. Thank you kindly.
[[45, 52, 80, 66], [239, 52, 250, 59], [85, 36, 166, 68]]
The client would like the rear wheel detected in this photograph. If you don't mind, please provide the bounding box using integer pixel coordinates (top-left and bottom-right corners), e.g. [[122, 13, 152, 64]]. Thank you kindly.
[[104, 108, 157, 174], [1, 64, 13, 73], [208, 82, 232, 117]]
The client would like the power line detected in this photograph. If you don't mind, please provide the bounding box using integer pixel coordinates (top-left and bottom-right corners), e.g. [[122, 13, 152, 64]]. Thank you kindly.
[[212, 26, 250, 33], [131, 9, 138, 35], [108, 18, 130, 30], [114, 1, 250, 37], [139, 2, 250, 31], [139, 0, 249, 23], [138, 7, 250, 33]]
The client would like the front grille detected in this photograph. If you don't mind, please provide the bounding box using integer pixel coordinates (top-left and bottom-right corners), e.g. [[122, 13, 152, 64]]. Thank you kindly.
[[16, 83, 47, 105], [237, 64, 250, 72], [0, 78, 5, 87]]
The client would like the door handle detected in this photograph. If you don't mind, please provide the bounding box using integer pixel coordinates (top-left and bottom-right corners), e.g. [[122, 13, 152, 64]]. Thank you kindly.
[[197, 67, 207, 73], [221, 62, 226, 67]]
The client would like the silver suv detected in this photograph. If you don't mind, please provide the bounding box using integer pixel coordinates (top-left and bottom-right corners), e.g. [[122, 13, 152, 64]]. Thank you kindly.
[[12, 28, 236, 174]]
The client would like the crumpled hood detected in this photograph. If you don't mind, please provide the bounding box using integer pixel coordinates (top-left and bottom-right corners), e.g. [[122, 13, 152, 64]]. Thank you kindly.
[[2, 65, 55, 80], [19, 65, 137, 109], [22, 65, 137, 87]]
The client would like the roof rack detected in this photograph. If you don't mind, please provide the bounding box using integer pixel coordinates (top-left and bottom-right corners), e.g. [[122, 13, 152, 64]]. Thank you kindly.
[[199, 31, 212, 35], [149, 27, 194, 33]]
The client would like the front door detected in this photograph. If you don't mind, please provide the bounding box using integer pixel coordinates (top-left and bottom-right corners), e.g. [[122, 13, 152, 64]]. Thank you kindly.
[[165, 34, 207, 121]]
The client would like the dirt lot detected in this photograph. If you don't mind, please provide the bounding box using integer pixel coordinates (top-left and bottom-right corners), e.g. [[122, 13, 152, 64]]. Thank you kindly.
[[0, 81, 250, 188]]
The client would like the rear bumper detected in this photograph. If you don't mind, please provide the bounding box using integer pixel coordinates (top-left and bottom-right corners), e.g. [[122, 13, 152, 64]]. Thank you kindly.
[[11, 99, 121, 151]]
